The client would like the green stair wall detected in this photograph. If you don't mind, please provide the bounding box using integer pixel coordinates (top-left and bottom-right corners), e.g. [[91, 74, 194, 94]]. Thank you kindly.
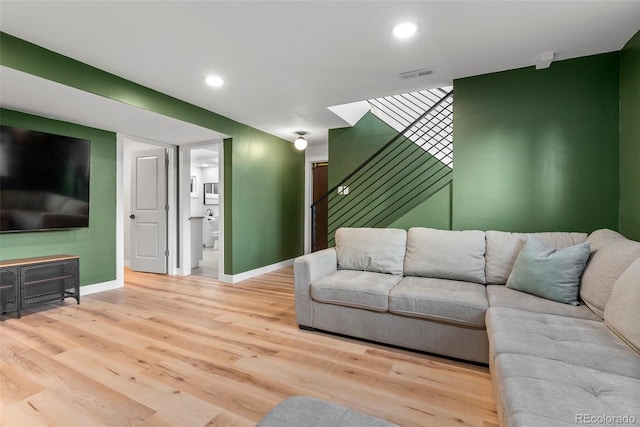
[[620, 29, 640, 241], [328, 111, 452, 235], [0, 32, 304, 277], [453, 53, 620, 233]]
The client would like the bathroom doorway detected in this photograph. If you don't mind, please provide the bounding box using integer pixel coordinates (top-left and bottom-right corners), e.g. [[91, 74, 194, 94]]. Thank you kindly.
[[189, 144, 221, 279]]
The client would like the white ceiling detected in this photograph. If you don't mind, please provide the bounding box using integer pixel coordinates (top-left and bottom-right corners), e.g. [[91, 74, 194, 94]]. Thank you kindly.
[[1, 1, 639, 147], [1, 67, 225, 144], [191, 147, 220, 168]]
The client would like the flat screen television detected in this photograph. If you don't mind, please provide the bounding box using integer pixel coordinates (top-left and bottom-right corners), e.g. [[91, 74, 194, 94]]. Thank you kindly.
[[0, 125, 91, 232]]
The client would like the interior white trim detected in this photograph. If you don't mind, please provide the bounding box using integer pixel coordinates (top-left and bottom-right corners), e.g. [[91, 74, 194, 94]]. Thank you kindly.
[[80, 279, 123, 296], [115, 134, 125, 290], [219, 258, 294, 284]]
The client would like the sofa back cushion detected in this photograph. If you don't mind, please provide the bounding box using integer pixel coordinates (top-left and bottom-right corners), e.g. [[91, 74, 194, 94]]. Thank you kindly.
[[335, 227, 407, 275], [604, 258, 640, 354], [581, 229, 640, 319], [404, 228, 486, 284], [485, 231, 588, 285]]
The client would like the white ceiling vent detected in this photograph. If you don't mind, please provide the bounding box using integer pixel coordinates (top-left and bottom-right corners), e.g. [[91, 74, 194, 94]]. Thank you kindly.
[[399, 68, 434, 80]]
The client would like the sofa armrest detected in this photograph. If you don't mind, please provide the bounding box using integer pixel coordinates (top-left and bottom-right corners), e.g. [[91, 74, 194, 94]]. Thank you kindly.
[[293, 248, 337, 327]]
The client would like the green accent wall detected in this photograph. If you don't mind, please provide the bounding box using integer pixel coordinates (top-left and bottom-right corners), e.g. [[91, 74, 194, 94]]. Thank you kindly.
[[0, 109, 116, 286], [1, 32, 304, 276], [390, 183, 452, 231], [453, 53, 620, 233], [328, 112, 398, 187], [223, 133, 304, 274], [328, 111, 452, 234], [619, 29, 640, 241]]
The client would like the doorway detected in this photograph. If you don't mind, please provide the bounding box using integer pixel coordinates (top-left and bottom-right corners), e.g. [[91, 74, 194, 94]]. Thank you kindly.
[[187, 144, 221, 279], [123, 136, 175, 273], [129, 147, 168, 273], [312, 162, 329, 251]]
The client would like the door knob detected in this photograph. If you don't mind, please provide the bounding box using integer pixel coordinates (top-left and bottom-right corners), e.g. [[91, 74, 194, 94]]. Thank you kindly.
[[129, 214, 135, 219]]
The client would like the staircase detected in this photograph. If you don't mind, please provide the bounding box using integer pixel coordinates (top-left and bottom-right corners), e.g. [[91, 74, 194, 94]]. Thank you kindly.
[[312, 88, 454, 250], [369, 86, 454, 165]]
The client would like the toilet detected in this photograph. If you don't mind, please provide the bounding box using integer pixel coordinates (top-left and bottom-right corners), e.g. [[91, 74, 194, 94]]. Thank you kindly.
[[210, 217, 219, 249]]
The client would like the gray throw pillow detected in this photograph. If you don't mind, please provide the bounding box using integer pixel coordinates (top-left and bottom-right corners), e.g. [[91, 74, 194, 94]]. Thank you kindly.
[[506, 235, 591, 305]]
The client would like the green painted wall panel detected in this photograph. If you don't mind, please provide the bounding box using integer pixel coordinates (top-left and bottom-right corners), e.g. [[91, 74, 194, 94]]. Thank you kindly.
[[1, 32, 304, 275], [619, 30, 640, 241], [0, 109, 116, 286], [328, 112, 398, 187], [453, 53, 620, 233], [226, 131, 304, 273], [390, 183, 452, 230]]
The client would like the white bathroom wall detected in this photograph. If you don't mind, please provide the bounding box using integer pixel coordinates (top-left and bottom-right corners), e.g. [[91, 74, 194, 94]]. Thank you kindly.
[[189, 165, 204, 217], [201, 166, 220, 217], [201, 165, 219, 247]]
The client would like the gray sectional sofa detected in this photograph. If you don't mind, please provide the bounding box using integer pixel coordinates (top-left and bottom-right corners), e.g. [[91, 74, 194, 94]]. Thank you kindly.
[[294, 227, 640, 427]]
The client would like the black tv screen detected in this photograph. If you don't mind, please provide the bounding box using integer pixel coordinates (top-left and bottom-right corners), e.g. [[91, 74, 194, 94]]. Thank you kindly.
[[0, 125, 91, 232]]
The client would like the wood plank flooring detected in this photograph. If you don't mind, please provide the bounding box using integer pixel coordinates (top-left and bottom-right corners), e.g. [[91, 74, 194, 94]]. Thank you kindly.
[[1, 267, 498, 427]]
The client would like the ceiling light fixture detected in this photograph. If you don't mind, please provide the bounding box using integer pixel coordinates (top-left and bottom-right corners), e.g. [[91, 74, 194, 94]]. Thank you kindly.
[[205, 75, 224, 88], [294, 132, 308, 150], [392, 21, 418, 40]]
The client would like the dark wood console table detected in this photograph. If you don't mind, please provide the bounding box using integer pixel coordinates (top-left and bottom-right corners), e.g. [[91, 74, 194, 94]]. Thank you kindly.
[[0, 255, 80, 319]]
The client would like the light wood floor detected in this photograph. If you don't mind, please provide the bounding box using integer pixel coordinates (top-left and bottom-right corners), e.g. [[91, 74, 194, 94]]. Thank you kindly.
[[1, 267, 498, 427]]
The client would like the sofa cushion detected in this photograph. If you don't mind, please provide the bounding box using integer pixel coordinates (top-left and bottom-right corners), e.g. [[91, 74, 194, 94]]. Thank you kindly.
[[581, 229, 640, 318], [505, 236, 590, 305], [486, 307, 640, 379], [494, 353, 640, 427], [389, 277, 488, 328], [335, 228, 407, 275], [311, 270, 402, 312], [404, 228, 486, 284], [485, 230, 588, 285], [605, 258, 640, 354], [486, 285, 599, 321]]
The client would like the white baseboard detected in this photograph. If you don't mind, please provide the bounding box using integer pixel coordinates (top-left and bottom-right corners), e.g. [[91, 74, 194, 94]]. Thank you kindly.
[[219, 258, 294, 284], [78, 258, 293, 295], [80, 279, 124, 296]]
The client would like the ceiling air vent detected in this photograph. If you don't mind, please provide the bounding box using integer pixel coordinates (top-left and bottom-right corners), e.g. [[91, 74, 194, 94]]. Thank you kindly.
[[399, 68, 434, 80]]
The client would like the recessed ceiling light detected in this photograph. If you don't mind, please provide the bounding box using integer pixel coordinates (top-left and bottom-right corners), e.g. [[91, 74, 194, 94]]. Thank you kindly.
[[392, 21, 418, 39], [205, 75, 224, 88]]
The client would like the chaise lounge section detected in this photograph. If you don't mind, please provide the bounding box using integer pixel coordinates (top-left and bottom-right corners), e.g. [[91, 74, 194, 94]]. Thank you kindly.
[[294, 227, 640, 427]]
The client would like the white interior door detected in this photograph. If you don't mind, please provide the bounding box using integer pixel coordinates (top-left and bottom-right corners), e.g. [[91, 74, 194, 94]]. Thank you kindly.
[[130, 148, 168, 273]]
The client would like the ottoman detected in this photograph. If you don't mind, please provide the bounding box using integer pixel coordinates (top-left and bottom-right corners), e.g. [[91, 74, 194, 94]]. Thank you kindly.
[[257, 396, 398, 427]]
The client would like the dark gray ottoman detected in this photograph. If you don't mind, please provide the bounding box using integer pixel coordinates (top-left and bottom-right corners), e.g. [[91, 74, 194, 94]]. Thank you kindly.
[[257, 396, 398, 427]]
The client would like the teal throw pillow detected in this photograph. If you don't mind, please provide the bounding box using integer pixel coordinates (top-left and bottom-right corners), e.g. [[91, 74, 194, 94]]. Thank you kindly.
[[506, 236, 591, 305]]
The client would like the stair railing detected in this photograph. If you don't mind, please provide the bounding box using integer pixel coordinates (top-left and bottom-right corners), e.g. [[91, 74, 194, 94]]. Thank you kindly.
[[311, 89, 453, 251]]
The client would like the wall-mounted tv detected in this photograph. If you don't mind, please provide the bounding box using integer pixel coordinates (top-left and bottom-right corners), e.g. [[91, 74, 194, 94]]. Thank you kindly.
[[0, 125, 91, 232]]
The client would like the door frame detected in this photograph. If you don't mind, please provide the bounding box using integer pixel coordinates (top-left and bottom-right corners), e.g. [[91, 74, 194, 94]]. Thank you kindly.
[[177, 140, 224, 278], [305, 155, 328, 254], [118, 134, 179, 276]]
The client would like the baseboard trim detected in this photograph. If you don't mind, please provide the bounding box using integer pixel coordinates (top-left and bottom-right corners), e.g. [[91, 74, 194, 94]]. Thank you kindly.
[[80, 279, 124, 296], [219, 258, 294, 284]]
